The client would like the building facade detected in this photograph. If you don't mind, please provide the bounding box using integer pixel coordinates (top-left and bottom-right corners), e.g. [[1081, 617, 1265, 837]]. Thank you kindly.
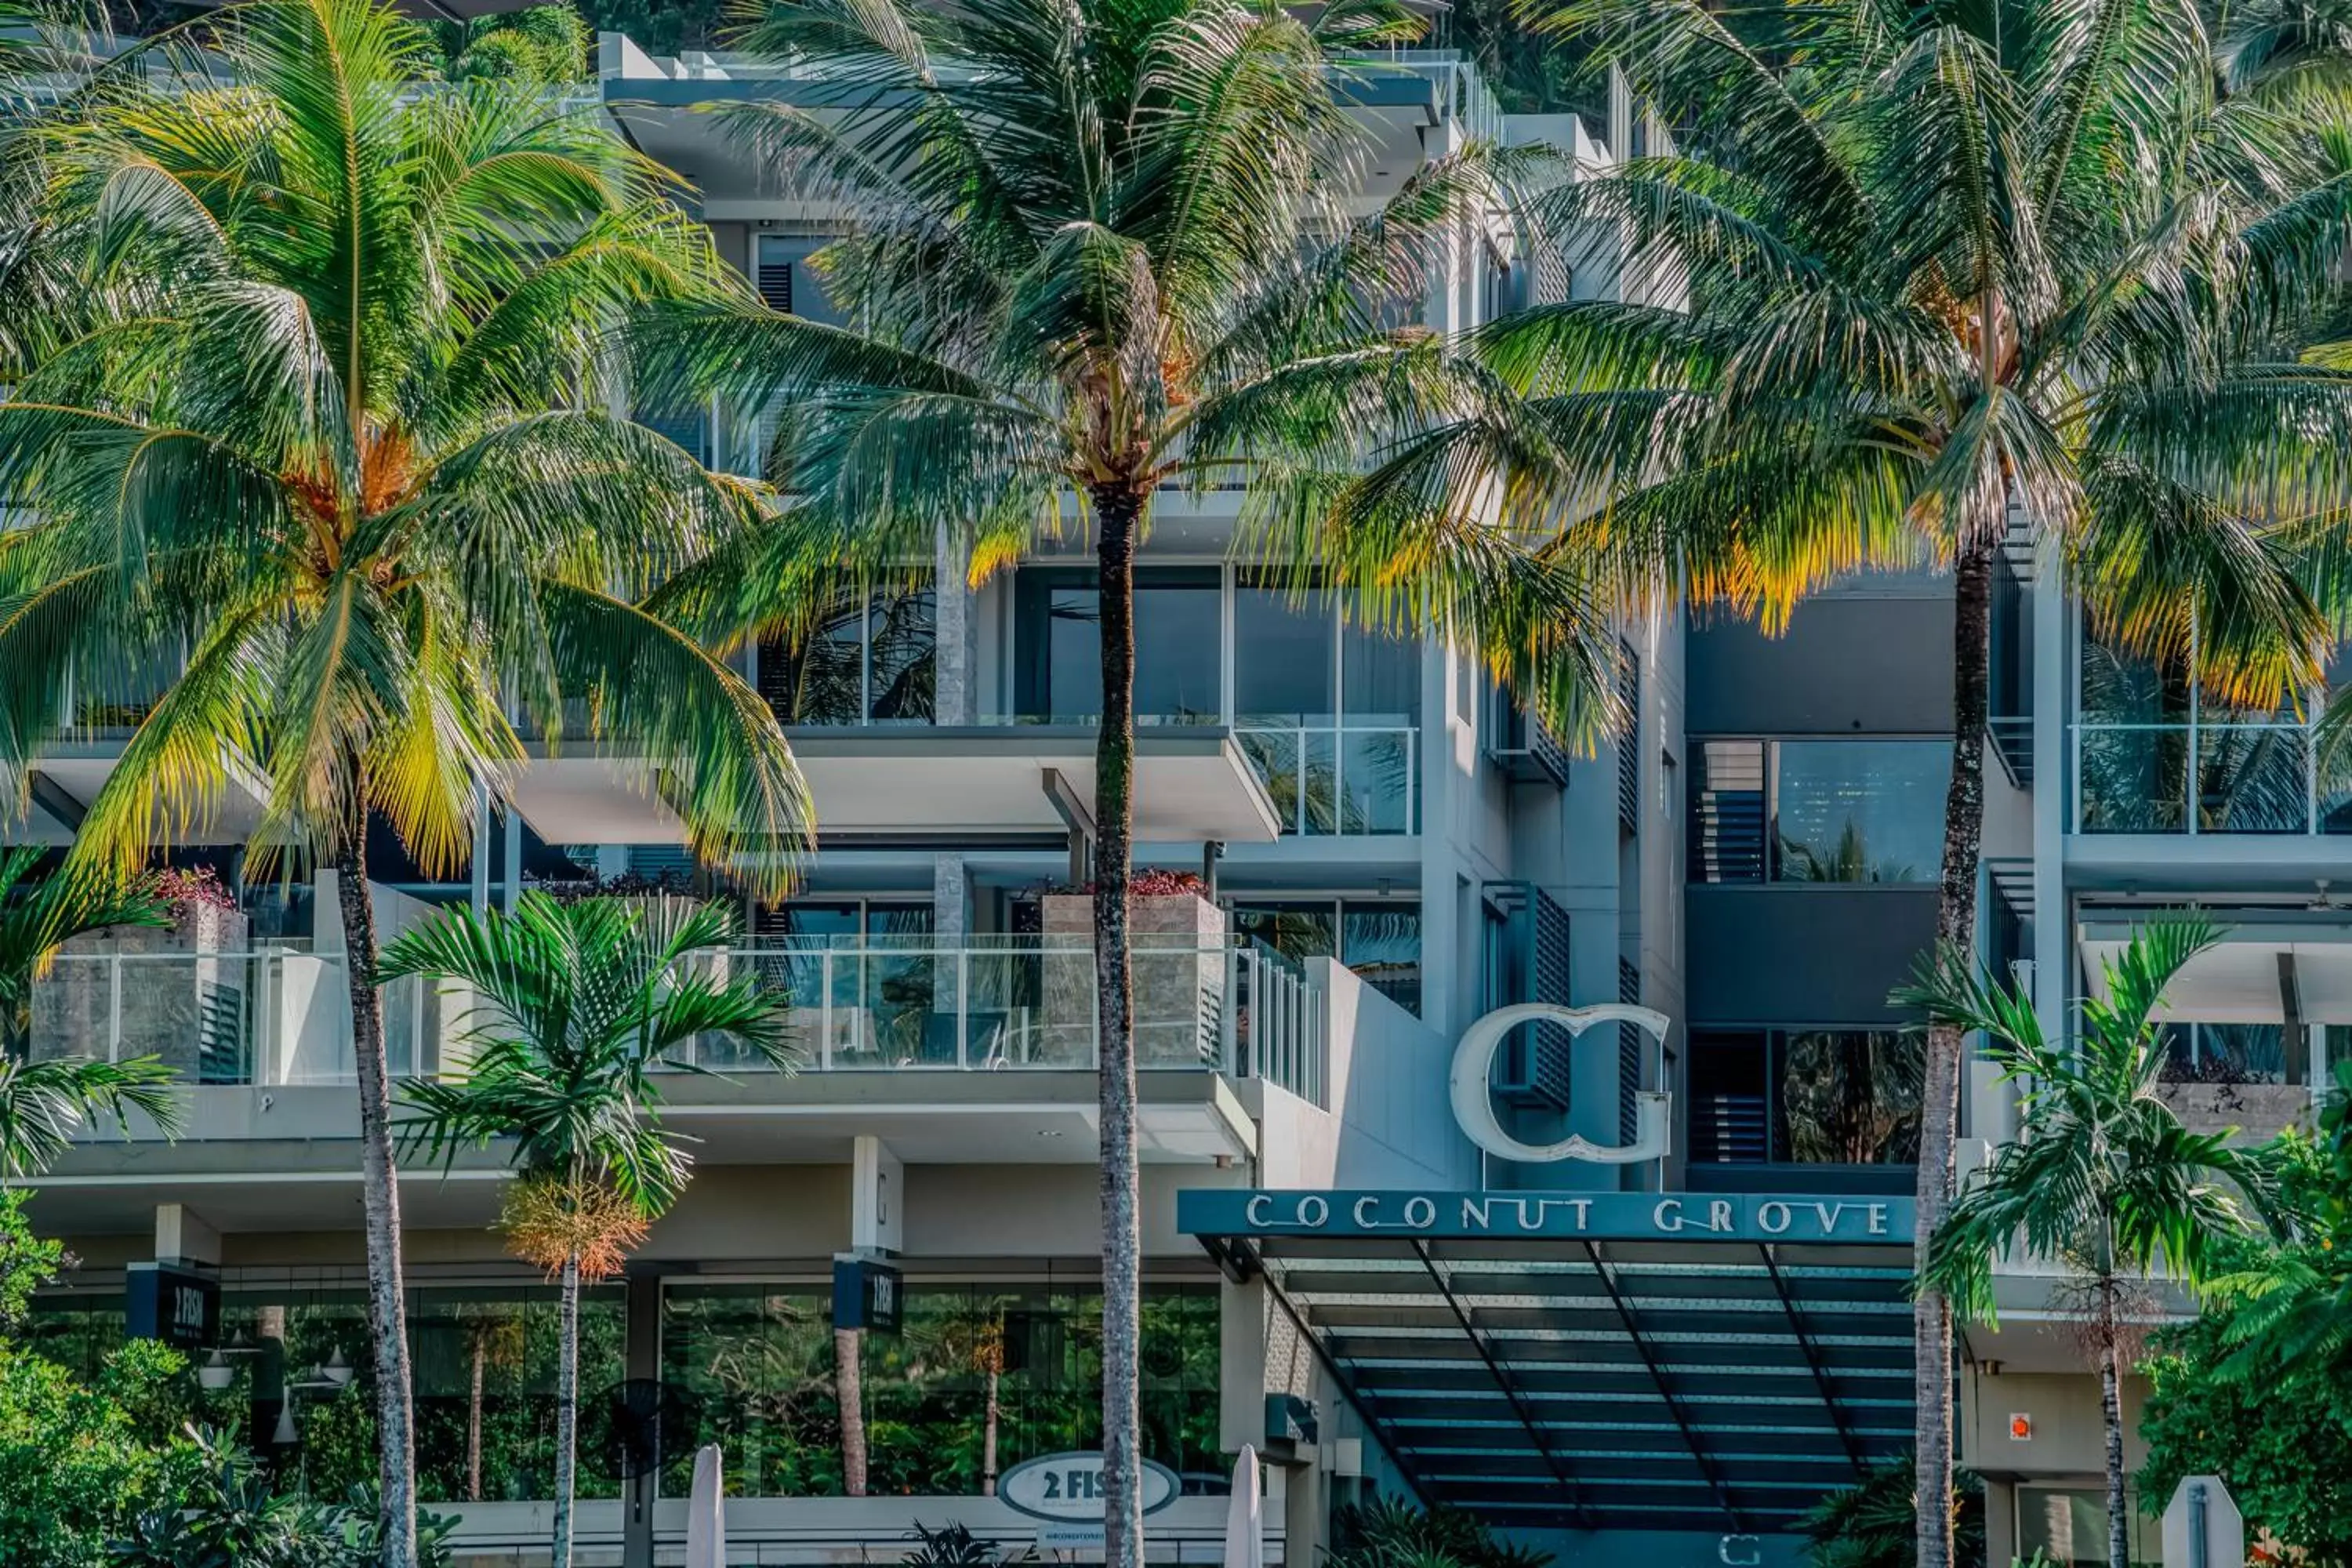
[[7, 34, 2299, 1568]]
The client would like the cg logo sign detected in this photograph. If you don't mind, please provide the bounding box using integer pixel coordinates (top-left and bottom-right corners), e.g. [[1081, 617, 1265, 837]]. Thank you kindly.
[[1447, 1002, 1674, 1164]]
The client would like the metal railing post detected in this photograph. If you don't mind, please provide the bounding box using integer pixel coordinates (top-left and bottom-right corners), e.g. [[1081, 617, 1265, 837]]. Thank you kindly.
[[956, 949, 971, 1069], [820, 952, 834, 1070], [108, 954, 124, 1064]]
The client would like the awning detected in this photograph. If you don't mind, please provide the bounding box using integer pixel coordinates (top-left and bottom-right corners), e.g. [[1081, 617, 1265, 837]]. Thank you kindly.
[[1181, 1190, 1918, 1537]]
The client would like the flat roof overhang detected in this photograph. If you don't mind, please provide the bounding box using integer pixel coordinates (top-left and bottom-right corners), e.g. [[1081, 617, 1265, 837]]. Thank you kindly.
[[1181, 1189, 1919, 1537], [506, 726, 1282, 848], [2081, 918, 2352, 1022], [3, 740, 269, 848]]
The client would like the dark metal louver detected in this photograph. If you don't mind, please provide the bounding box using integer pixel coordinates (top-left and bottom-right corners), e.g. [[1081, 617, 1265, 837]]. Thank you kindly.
[[1689, 739, 1767, 882]]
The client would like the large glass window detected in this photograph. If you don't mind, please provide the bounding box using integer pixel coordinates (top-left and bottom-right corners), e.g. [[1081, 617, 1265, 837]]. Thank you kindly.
[[28, 1286, 622, 1506], [1688, 739, 1951, 883], [2077, 627, 2321, 833], [1232, 579, 1421, 836], [659, 1279, 1221, 1499], [1231, 899, 1421, 1015], [1015, 568, 1221, 724], [1773, 741, 1951, 883], [1686, 1029, 1922, 1165], [759, 587, 936, 726]]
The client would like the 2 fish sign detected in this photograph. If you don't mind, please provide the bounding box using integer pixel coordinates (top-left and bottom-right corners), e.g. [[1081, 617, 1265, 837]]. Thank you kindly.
[[997, 1452, 1182, 1524]]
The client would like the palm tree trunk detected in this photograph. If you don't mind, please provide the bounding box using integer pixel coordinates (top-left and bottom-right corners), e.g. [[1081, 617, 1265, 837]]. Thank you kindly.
[[1091, 485, 1143, 1568], [553, 1250, 580, 1568], [836, 1326, 867, 1496], [982, 1363, 1000, 1497], [2099, 1272, 2129, 1568], [336, 839, 418, 1568], [468, 1338, 485, 1501], [1915, 532, 1996, 1568]]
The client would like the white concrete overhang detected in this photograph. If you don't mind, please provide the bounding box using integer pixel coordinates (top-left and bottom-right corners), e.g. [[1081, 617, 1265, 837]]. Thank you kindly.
[[4, 740, 270, 847], [506, 727, 1283, 848], [2081, 919, 2352, 1022]]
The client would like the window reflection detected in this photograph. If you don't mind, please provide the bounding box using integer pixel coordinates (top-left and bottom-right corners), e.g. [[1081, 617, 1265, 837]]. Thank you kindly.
[[659, 1281, 1221, 1499], [1231, 900, 1421, 1016], [1687, 1029, 1922, 1165], [30, 1287, 623, 1506], [759, 588, 936, 727], [1015, 569, 1220, 724], [1773, 742, 1951, 884]]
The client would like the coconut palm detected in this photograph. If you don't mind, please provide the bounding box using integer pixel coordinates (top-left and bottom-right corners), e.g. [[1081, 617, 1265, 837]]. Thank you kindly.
[[1352, 4, 2352, 1557], [630, 2, 1630, 1552], [384, 892, 791, 1568], [0, 1, 811, 1558], [1901, 917, 2272, 1568]]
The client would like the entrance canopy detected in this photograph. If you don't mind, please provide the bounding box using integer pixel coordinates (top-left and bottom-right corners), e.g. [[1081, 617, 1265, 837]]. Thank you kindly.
[[1181, 1190, 1918, 1537]]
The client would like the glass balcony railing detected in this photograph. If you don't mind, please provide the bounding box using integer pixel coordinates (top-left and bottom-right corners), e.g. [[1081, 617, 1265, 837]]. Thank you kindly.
[[1236, 724, 1419, 836], [2073, 720, 2346, 834], [24, 937, 1329, 1107]]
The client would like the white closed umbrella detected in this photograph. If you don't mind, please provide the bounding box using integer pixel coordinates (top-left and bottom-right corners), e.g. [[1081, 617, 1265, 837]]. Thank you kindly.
[[1222, 1444, 1263, 1568], [687, 1443, 727, 1568]]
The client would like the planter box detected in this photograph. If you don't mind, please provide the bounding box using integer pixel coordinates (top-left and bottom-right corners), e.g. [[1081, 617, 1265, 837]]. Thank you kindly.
[[1038, 892, 1226, 1068], [2158, 1082, 2312, 1145], [32, 903, 252, 1082]]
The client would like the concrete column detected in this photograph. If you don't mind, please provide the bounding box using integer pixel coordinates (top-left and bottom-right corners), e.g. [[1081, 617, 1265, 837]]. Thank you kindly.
[[932, 855, 968, 944], [934, 524, 975, 725], [154, 1203, 220, 1266]]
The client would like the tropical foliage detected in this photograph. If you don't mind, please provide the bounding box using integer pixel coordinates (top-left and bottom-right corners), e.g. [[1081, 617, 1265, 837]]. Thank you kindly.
[[1327, 1495, 1554, 1568], [628, 0, 1635, 1548], [2136, 1064, 2352, 1561], [1906, 918, 2272, 1568], [0, 1338, 197, 1568], [1387, 3, 2352, 1559], [385, 893, 788, 1566], [1796, 1458, 1984, 1568], [0, 0, 811, 1553]]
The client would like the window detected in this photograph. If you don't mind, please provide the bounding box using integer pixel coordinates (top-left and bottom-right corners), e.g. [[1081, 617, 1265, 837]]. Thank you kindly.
[[27, 1286, 625, 1506], [1687, 1029, 1922, 1165], [1232, 898, 1421, 1015], [752, 234, 847, 325], [1774, 741, 1950, 882], [1232, 577, 1421, 836], [2016, 1488, 2158, 1568], [1687, 739, 1951, 883], [2077, 628, 2320, 834], [1014, 568, 1221, 724], [659, 1279, 1221, 1499], [758, 587, 936, 726]]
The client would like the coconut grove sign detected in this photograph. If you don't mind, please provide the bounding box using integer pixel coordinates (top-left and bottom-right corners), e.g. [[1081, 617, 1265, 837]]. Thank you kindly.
[[1178, 1188, 1915, 1243]]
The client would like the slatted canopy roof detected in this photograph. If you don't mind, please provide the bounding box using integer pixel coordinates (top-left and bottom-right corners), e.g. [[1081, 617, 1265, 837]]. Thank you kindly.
[[1182, 1192, 1919, 1537]]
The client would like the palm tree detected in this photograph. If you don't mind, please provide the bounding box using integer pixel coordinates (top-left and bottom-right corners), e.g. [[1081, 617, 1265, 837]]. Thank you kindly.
[[0, 2, 811, 1559], [1356, 5, 2352, 1557], [457, 1306, 526, 1503], [1901, 917, 2272, 1568], [919, 1294, 1015, 1496], [630, 3, 1628, 1552], [384, 892, 791, 1568]]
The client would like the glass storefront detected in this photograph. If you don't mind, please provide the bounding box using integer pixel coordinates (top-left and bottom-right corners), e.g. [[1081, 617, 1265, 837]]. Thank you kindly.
[[659, 1279, 1222, 1499], [28, 1284, 624, 1505]]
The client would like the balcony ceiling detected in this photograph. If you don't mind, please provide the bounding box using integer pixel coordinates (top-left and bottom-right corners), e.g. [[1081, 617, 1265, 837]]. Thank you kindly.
[[2082, 921, 2352, 1022], [506, 728, 1283, 848], [2, 742, 270, 849]]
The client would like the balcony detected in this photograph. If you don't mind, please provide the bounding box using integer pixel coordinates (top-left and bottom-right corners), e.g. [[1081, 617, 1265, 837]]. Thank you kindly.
[[27, 935, 1327, 1104], [1235, 723, 1419, 836], [2072, 719, 2337, 835]]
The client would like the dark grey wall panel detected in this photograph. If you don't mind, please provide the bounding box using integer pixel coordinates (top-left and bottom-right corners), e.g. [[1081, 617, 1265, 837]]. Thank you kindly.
[[1687, 596, 1955, 735], [1685, 887, 1939, 1024]]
